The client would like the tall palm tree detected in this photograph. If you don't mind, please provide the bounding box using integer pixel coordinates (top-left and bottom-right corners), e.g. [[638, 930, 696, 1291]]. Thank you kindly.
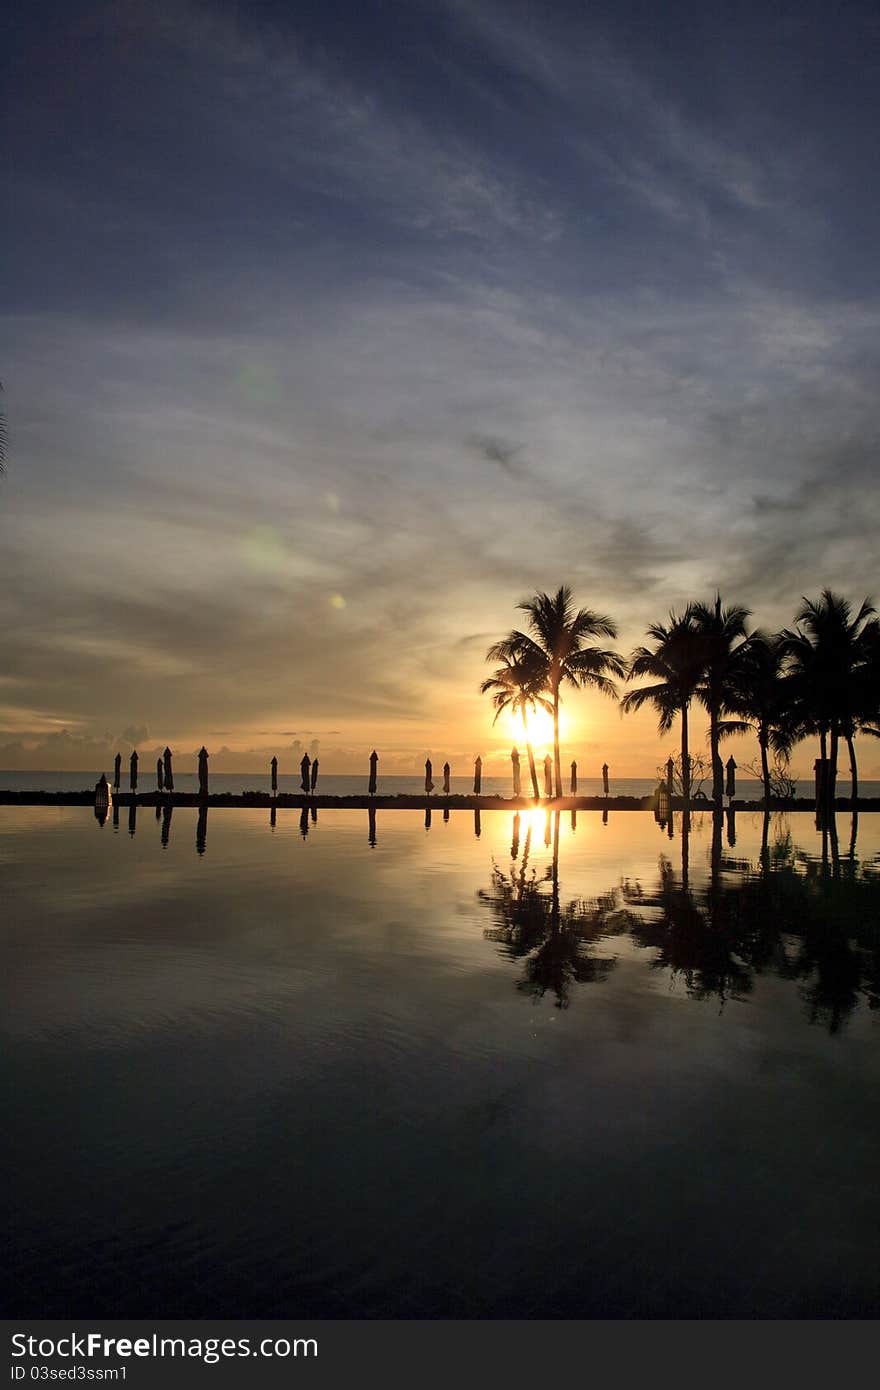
[[691, 595, 751, 806], [621, 608, 705, 807], [488, 585, 624, 797], [781, 590, 879, 810], [480, 654, 549, 801], [727, 631, 796, 807]]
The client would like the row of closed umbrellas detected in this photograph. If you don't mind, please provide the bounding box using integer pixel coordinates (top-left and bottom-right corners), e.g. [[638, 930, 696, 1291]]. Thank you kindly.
[[109, 748, 622, 798]]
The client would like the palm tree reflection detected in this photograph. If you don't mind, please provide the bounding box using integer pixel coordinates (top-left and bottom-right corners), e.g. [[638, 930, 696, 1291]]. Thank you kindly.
[[479, 812, 626, 1008], [625, 809, 879, 1031], [481, 808, 879, 1031]]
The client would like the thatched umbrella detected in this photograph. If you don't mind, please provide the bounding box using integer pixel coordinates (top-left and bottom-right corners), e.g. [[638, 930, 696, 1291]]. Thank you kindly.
[[113, 753, 121, 792], [369, 750, 378, 795], [156, 758, 164, 793], [311, 758, 319, 793], [602, 762, 609, 796], [163, 747, 174, 792], [443, 761, 450, 795], [300, 754, 310, 793], [666, 756, 675, 794], [543, 754, 553, 798], [511, 747, 521, 797], [129, 750, 138, 792], [198, 746, 209, 798], [473, 756, 482, 794], [271, 756, 278, 794], [570, 760, 578, 795], [425, 758, 434, 794], [725, 755, 737, 800]]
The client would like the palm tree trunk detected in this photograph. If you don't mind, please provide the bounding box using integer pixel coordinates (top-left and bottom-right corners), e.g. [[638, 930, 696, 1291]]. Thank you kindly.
[[760, 729, 771, 808], [846, 733, 858, 808], [828, 725, 839, 815], [816, 728, 827, 813], [521, 706, 540, 801], [681, 702, 691, 810], [553, 688, 562, 799], [710, 706, 722, 807]]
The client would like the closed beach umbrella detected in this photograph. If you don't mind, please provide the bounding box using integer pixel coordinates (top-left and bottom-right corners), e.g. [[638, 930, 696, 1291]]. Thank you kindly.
[[511, 747, 521, 796], [300, 753, 310, 793], [163, 746, 173, 792], [473, 756, 482, 794], [113, 753, 121, 791], [544, 754, 553, 798], [369, 749, 378, 795], [311, 758, 319, 792], [198, 746, 209, 798], [666, 756, 675, 793], [129, 750, 138, 792], [425, 758, 434, 794], [570, 760, 578, 795], [156, 758, 164, 793], [271, 756, 278, 794], [725, 756, 737, 799], [443, 761, 451, 795], [94, 773, 110, 825], [602, 762, 609, 796]]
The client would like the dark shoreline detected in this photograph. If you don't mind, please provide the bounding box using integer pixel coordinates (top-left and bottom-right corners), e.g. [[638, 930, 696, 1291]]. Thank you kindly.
[[2, 789, 878, 812]]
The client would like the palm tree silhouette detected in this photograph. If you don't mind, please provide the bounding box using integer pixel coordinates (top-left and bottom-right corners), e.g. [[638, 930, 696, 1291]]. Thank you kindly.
[[488, 585, 624, 798], [781, 590, 879, 810], [691, 595, 751, 806], [622, 608, 705, 809], [480, 654, 549, 801], [727, 631, 795, 807]]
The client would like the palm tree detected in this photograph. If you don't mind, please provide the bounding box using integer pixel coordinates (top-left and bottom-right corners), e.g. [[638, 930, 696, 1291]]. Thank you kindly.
[[480, 654, 549, 801], [621, 608, 705, 807], [691, 595, 751, 806], [781, 590, 879, 810], [488, 585, 624, 797], [727, 631, 796, 806]]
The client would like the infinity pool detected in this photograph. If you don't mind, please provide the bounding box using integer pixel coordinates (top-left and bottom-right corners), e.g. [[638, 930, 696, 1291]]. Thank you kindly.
[[3, 806, 879, 1316]]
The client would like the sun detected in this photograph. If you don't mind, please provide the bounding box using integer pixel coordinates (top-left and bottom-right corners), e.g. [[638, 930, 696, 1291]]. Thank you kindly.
[[505, 704, 559, 749]]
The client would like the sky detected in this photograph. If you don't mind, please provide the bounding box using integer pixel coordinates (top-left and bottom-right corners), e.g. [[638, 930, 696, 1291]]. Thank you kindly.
[[2, 0, 880, 776]]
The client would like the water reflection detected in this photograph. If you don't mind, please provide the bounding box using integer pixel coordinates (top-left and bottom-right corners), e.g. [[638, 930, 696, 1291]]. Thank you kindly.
[[479, 808, 880, 1031], [160, 803, 173, 848], [479, 812, 623, 1008], [196, 804, 207, 856]]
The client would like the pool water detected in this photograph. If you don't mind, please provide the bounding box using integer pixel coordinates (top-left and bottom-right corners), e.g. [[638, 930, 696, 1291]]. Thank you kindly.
[[3, 806, 879, 1317]]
